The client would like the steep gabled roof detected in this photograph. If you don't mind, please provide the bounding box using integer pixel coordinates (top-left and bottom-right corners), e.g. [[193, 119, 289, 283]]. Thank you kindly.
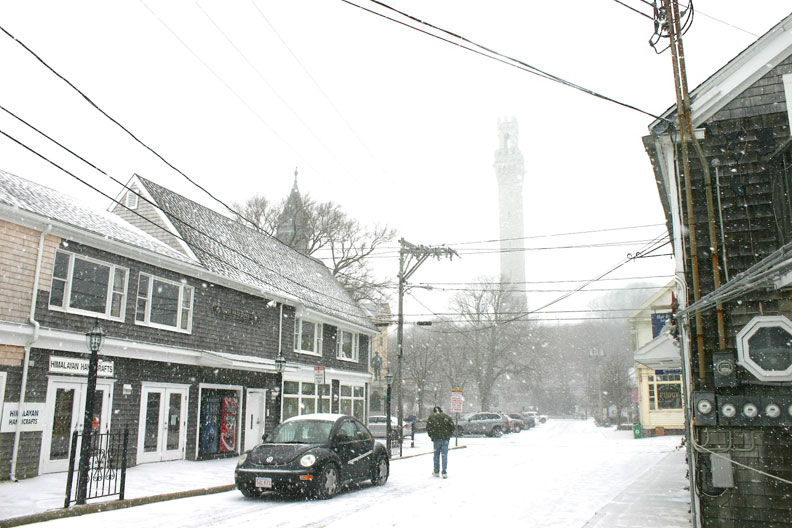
[[134, 175, 375, 332], [0, 169, 195, 265]]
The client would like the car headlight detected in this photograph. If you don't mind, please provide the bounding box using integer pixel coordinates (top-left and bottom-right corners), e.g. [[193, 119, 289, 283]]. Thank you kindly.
[[237, 453, 248, 467], [300, 454, 316, 468]]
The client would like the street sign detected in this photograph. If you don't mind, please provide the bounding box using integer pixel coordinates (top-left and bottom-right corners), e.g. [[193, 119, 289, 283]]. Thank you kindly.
[[314, 366, 325, 385], [450, 388, 463, 413]]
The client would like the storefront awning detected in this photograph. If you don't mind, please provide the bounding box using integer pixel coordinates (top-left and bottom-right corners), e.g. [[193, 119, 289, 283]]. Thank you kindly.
[[634, 332, 681, 370]]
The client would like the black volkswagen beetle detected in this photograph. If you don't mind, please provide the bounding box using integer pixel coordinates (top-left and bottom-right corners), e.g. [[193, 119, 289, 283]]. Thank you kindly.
[[234, 413, 390, 499]]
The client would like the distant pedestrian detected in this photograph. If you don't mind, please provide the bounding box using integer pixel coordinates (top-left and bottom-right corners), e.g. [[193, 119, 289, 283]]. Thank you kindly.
[[425, 406, 454, 478]]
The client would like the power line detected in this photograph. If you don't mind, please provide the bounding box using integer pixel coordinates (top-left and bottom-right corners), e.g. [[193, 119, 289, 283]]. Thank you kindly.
[[341, 0, 665, 120], [414, 274, 673, 286], [194, 1, 362, 186], [249, 0, 390, 179], [0, 22, 258, 232], [139, 0, 325, 177], [343, 235, 669, 258]]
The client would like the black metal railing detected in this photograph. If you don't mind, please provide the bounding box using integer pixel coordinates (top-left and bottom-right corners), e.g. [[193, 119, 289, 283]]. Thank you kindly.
[[387, 432, 402, 458], [65, 429, 128, 507]]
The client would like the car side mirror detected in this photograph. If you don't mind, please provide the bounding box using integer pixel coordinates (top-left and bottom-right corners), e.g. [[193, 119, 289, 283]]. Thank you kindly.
[[261, 433, 270, 442]]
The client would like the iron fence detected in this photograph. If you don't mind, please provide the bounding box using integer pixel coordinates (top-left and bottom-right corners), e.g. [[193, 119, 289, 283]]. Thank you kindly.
[[64, 428, 128, 507]]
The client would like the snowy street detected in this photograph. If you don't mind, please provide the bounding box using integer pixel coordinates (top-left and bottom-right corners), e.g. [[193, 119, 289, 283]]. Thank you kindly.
[[25, 419, 690, 528]]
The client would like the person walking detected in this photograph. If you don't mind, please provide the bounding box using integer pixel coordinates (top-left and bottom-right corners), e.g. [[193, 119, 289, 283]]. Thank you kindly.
[[425, 406, 454, 478]]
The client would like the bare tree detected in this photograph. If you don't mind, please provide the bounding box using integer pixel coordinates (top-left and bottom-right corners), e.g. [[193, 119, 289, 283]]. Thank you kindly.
[[234, 193, 396, 303], [400, 325, 446, 418], [232, 194, 279, 235], [450, 277, 531, 411]]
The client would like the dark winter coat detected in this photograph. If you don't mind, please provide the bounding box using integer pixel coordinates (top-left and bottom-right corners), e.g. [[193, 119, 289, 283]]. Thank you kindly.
[[426, 412, 455, 441]]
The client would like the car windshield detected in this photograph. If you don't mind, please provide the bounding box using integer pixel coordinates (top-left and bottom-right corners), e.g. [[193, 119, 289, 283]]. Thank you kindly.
[[267, 420, 333, 444]]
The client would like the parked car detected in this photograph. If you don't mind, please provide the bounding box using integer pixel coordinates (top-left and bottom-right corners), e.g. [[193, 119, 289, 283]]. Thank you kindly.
[[506, 413, 526, 432], [235, 413, 389, 499], [367, 415, 409, 440], [521, 411, 537, 428], [455, 412, 508, 437]]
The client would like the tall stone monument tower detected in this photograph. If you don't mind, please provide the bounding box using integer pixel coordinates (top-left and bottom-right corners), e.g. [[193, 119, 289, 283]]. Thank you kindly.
[[494, 118, 527, 310]]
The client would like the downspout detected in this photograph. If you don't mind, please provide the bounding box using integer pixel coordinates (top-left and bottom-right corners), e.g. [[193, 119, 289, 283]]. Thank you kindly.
[[11, 224, 52, 481], [712, 160, 730, 281]]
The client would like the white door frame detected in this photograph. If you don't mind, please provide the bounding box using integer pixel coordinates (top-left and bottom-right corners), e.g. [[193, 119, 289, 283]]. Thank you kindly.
[[136, 382, 190, 465], [244, 388, 267, 451], [39, 376, 115, 475]]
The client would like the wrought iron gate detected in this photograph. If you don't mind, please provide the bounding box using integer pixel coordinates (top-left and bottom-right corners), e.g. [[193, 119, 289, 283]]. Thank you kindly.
[[64, 429, 128, 507]]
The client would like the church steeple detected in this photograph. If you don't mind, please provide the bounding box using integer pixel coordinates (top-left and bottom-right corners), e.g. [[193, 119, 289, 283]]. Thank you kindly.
[[276, 168, 309, 253]]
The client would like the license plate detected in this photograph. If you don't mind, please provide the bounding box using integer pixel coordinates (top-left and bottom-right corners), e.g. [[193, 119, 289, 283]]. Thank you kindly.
[[255, 477, 272, 489]]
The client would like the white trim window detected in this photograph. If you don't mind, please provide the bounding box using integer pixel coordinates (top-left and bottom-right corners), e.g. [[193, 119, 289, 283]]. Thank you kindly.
[[337, 329, 359, 362], [647, 373, 683, 410], [282, 381, 331, 420], [339, 384, 365, 420], [294, 318, 321, 356], [135, 273, 194, 332], [49, 250, 128, 321]]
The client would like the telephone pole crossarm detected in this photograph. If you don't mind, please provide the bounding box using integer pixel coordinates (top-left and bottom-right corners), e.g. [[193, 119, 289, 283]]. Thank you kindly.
[[395, 238, 457, 456]]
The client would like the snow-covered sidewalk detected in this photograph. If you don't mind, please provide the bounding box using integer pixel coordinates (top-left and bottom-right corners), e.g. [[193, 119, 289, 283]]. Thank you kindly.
[[0, 429, 439, 523]]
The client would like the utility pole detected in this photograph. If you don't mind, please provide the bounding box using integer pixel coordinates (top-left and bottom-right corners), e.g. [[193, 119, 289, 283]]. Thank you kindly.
[[396, 238, 457, 456]]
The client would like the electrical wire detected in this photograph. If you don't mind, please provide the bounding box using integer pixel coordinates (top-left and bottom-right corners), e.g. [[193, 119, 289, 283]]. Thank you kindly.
[[194, 1, 361, 186], [343, 0, 665, 121], [249, 0, 390, 179], [0, 22, 260, 233]]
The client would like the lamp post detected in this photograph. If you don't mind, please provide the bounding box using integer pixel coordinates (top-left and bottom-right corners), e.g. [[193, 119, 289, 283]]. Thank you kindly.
[[275, 351, 286, 423], [589, 349, 605, 424], [385, 370, 393, 450], [76, 319, 105, 505]]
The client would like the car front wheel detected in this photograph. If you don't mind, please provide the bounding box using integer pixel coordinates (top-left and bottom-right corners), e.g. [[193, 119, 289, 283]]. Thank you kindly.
[[371, 456, 389, 486], [489, 426, 503, 437], [315, 463, 340, 499]]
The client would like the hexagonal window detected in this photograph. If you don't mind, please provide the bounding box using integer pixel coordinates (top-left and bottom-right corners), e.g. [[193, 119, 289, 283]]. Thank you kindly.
[[737, 316, 792, 382]]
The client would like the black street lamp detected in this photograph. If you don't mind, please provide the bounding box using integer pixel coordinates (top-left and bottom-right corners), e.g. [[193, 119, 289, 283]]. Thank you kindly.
[[385, 370, 394, 450], [76, 319, 105, 505]]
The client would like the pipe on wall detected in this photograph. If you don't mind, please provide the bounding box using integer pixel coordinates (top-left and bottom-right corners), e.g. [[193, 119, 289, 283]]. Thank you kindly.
[[11, 224, 52, 481]]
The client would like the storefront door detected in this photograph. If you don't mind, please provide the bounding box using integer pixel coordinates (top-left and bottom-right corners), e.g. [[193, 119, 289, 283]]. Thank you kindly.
[[244, 389, 267, 451], [39, 377, 113, 474], [137, 384, 189, 464]]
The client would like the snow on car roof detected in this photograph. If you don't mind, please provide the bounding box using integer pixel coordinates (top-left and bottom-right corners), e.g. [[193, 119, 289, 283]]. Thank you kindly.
[[284, 413, 348, 423]]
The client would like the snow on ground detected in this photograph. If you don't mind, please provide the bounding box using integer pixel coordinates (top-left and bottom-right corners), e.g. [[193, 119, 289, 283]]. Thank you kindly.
[[5, 419, 690, 528]]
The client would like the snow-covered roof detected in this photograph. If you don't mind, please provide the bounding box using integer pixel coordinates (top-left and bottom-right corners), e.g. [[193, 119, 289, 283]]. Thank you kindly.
[[135, 176, 376, 332], [0, 169, 196, 265]]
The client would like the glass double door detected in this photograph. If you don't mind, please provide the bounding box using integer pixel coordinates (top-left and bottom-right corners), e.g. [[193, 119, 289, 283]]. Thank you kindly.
[[40, 377, 114, 474], [137, 384, 189, 464]]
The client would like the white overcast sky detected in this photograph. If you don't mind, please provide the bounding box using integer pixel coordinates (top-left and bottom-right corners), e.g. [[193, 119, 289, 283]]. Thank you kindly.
[[1, 1, 790, 321]]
